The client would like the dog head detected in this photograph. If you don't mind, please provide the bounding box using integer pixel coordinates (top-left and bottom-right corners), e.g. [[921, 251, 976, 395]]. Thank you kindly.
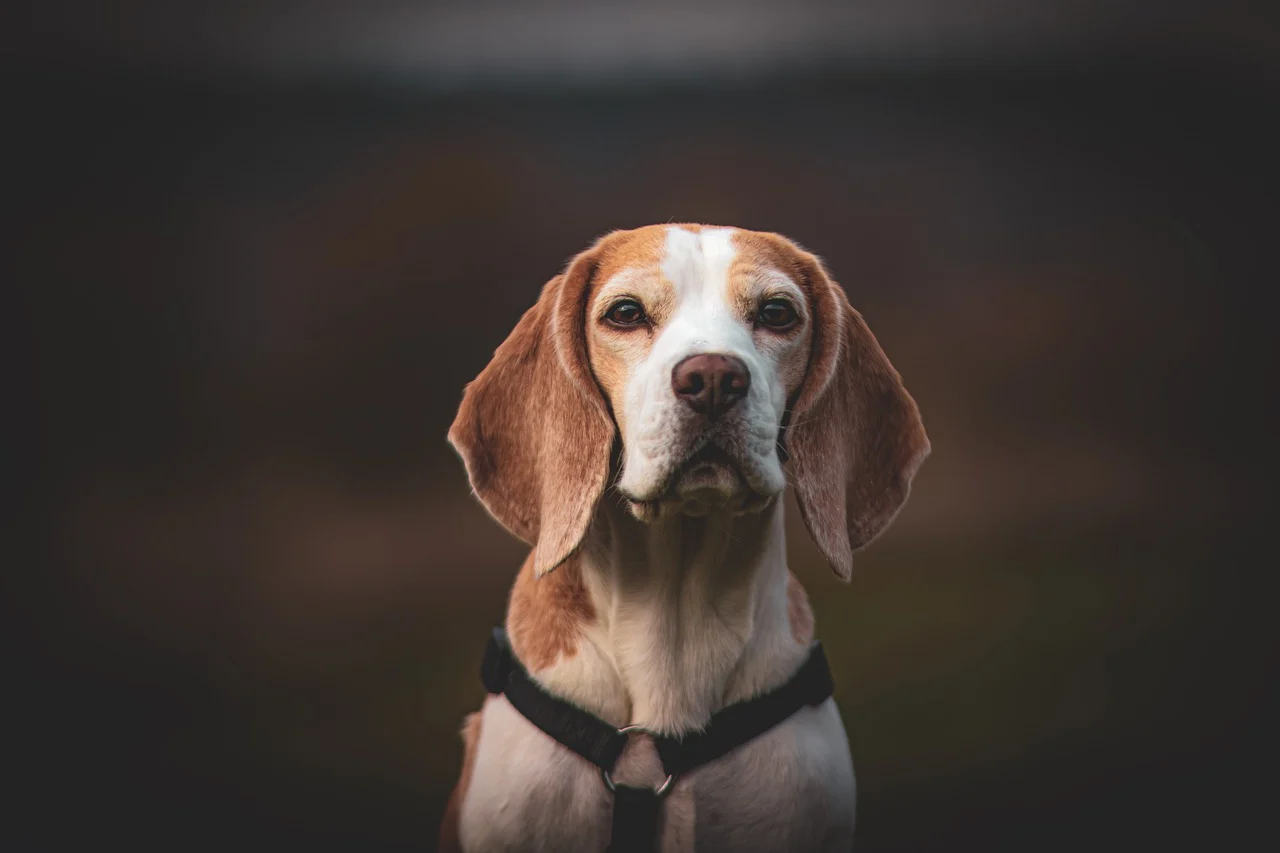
[[448, 225, 929, 579]]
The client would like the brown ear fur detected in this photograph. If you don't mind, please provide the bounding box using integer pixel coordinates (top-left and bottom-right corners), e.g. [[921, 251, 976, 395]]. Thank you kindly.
[[787, 256, 930, 580], [447, 250, 615, 576]]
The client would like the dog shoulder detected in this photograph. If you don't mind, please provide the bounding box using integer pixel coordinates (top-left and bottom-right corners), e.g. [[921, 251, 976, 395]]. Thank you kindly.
[[438, 710, 484, 853]]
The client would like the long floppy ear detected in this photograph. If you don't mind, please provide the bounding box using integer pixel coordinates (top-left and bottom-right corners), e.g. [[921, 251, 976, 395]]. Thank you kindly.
[[447, 249, 615, 576], [787, 257, 930, 581]]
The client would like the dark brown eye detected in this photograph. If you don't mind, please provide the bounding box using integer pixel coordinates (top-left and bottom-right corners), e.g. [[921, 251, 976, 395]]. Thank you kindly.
[[757, 298, 797, 330], [605, 299, 647, 327]]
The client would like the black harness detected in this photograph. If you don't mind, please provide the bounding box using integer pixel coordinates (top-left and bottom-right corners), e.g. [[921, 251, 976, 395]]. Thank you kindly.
[[480, 627, 835, 852]]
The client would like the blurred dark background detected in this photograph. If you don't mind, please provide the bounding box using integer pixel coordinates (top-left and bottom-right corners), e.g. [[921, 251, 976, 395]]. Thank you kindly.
[[9, 1, 1279, 850]]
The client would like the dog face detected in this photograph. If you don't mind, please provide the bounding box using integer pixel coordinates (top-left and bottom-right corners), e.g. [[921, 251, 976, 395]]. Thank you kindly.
[[586, 226, 811, 519], [449, 224, 929, 579]]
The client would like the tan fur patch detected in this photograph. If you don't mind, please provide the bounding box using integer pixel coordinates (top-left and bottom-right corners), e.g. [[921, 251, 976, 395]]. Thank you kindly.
[[786, 571, 815, 645], [438, 710, 484, 853], [727, 230, 816, 397], [507, 551, 596, 672], [584, 225, 674, 425], [590, 224, 672, 284]]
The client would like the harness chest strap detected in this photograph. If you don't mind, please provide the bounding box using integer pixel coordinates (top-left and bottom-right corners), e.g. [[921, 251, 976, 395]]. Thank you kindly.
[[479, 627, 835, 852]]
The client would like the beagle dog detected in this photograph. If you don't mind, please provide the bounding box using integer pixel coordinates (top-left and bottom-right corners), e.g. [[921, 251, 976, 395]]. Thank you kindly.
[[440, 225, 929, 852]]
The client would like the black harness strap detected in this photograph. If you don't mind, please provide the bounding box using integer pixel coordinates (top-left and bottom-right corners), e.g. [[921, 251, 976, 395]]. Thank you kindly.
[[481, 627, 626, 771], [654, 642, 834, 776], [480, 627, 835, 852], [608, 785, 662, 853]]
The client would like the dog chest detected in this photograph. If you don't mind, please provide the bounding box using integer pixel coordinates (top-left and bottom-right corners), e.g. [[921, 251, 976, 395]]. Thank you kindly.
[[458, 696, 855, 853]]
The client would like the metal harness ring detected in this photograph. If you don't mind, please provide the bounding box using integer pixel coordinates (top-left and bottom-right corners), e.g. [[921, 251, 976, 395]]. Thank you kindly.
[[600, 725, 678, 799]]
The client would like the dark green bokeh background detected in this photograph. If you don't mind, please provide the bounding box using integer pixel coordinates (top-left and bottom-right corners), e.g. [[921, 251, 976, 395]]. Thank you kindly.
[[11, 3, 1278, 850]]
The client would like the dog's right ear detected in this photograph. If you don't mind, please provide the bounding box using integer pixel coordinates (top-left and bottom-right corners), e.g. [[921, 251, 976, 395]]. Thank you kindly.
[[448, 249, 616, 577]]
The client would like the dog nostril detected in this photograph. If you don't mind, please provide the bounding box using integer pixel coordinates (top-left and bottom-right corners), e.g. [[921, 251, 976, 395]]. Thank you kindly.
[[672, 353, 750, 420]]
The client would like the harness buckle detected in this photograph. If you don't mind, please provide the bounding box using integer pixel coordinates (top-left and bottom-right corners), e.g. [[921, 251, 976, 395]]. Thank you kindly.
[[600, 725, 678, 799]]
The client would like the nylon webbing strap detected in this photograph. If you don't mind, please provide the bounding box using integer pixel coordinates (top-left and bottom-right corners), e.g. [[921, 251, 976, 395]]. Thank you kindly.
[[482, 627, 834, 778], [607, 786, 662, 853], [481, 627, 627, 771], [654, 642, 834, 776]]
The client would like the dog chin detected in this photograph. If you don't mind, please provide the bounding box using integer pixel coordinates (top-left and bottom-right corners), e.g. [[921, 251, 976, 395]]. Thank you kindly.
[[623, 447, 777, 522]]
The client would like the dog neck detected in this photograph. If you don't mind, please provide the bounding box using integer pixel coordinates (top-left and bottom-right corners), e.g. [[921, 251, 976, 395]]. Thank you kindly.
[[506, 495, 814, 735]]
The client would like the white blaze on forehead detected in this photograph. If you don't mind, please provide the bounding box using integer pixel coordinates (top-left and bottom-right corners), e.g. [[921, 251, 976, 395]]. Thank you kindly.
[[661, 226, 736, 302], [656, 226, 750, 355]]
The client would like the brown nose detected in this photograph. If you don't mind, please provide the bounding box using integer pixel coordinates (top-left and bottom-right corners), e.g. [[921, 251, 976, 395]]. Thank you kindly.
[[671, 354, 751, 420]]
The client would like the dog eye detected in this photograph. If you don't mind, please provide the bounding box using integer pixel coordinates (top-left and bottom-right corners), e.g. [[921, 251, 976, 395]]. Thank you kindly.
[[757, 299, 798, 330], [605, 299, 647, 327]]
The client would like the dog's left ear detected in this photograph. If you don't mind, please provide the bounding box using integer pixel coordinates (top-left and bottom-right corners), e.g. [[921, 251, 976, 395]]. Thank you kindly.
[[787, 254, 930, 581], [448, 247, 615, 576]]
